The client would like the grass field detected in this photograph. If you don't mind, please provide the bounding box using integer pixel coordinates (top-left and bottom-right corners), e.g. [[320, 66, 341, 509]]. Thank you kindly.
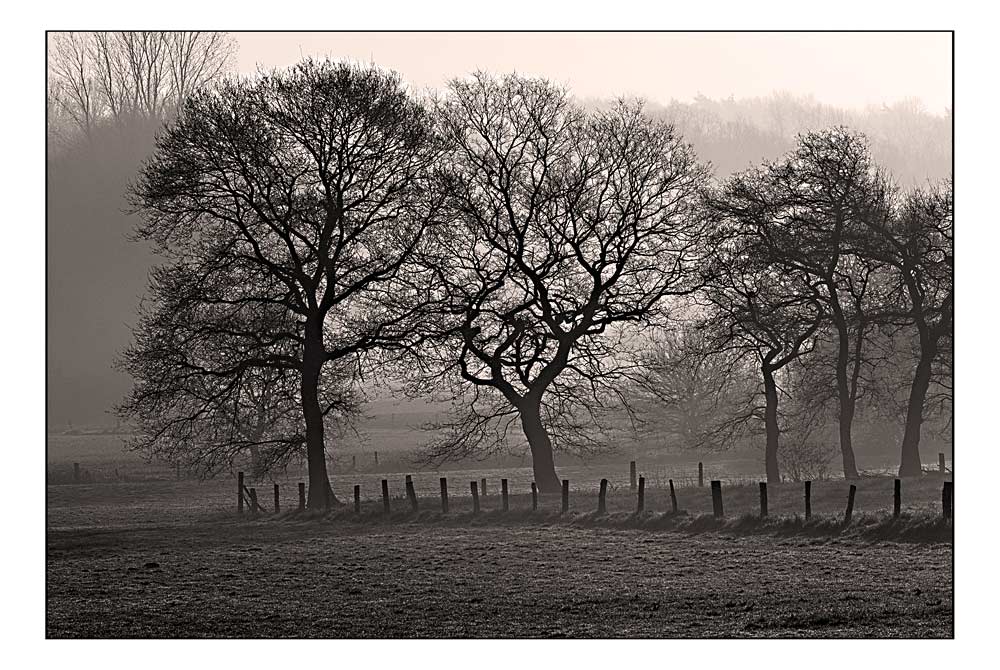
[[47, 519, 951, 638], [46, 433, 953, 638]]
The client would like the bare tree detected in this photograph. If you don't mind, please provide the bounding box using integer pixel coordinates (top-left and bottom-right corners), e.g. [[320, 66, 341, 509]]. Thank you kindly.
[[124, 60, 443, 508], [638, 327, 757, 453], [697, 215, 825, 483], [165, 32, 234, 104], [707, 128, 894, 479], [48, 31, 236, 138], [49, 32, 100, 140], [864, 179, 953, 476], [116, 259, 364, 480], [408, 74, 709, 492]]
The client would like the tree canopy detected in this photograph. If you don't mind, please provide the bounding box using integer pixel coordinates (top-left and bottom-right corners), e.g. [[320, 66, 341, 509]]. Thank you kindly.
[[121, 60, 443, 507]]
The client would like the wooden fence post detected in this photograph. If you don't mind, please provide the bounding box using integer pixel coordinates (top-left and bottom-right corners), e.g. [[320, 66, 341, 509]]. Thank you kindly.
[[352, 455, 356, 470], [74, 462, 80, 483], [844, 484, 857, 525], [531, 482, 538, 511], [406, 477, 418, 512], [598, 478, 608, 515], [668, 479, 678, 513], [893, 479, 901, 518], [629, 461, 637, 492], [561, 479, 570, 513], [942, 481, 953, 519], [804, 480, 812, 520], [440, 477, 449, 514], [471, 481, 480, 514], [273, 483, 280, 514], [374, 451, 379, 466], [939, 453, 946, 476], [249, 488, 259, 514], [298, 482, 305, 512], [759, 482, 768, 518], [710, 480, 723, 519], [501, 478, 509, 512], [354, 485, 361, 515], [698, 462, 704, 487], [381, 479, 391, 516], [480, 478, 488, 497], [637, 476, 645, 513], [238, 471, 245, 515]]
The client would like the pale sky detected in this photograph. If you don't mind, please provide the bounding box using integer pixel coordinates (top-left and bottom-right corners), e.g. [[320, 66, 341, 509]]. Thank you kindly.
[[235, 31, 952, 114]]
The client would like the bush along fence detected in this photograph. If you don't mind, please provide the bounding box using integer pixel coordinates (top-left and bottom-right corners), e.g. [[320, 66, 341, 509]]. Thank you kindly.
[[234, 459, 955, 525]]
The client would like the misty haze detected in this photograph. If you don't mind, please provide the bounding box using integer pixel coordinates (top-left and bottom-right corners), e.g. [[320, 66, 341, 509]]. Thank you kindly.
[[46, 30, 952, 639]]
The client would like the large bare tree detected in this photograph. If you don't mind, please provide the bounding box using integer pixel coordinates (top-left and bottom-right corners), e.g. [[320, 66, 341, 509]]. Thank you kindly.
[[408, 74, 709, 492], [124, 60, 443, 508]]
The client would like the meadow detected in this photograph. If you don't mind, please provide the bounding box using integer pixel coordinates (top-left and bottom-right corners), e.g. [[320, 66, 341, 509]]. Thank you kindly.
[[46, 432, 953, 638]]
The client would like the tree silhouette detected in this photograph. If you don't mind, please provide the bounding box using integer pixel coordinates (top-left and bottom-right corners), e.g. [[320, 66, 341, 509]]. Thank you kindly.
[[409, 74, 709, 492], [698, 208, 825, 483], [638, 328, 757, 453], [117, 261, 363, 480], [707, 128, 895, 479], [865, 179, 953, 476], [123, 60, 442, 508]]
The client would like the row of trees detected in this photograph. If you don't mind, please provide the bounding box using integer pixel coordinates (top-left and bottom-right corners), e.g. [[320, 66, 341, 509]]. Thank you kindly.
[[646, 130, 951, 482], [46, 35, 952, 433], [647, 92, 952, 185], [48, 31, 235, 145], [117, 60, 952, 506]]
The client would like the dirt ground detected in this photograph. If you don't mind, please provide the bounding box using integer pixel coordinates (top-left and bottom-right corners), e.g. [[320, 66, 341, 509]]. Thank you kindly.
[[47, 502, 952, 638]]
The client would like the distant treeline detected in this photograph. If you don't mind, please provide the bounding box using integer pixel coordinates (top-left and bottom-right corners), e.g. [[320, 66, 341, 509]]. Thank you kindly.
[[639, 93, 950, 185]]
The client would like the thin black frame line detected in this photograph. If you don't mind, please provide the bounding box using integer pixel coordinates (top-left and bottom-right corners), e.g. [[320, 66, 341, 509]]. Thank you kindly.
[[42, 28, 956, 641]]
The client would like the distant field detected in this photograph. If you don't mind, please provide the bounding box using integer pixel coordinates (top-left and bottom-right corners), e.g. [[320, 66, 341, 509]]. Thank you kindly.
[[48, 427, 948, 487], [46, 431, 954, 526]]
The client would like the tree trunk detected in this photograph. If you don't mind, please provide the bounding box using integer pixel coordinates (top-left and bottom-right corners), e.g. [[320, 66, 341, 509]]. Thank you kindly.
[[837, 397, 860, 479], [518, 399, 561, 494], [899, 351, 935, 477], [302, 325, 333, 509], [834, 328, 861, 480], [762, 367, 781, 484]]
